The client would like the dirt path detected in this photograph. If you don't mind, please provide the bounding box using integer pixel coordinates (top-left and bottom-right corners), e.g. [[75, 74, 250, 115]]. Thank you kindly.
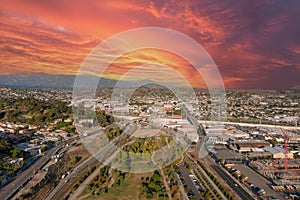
[[151, 152, 172, 200], [69, 164, 104, 200], [70, 139, 133, 200], [159, 168, 172, 200]]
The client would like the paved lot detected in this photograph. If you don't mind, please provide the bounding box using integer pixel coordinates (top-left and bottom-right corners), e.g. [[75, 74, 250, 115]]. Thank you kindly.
[[179, 165, 203, 200], [234, 164, 284, 199], [215, 145, 242, 159]]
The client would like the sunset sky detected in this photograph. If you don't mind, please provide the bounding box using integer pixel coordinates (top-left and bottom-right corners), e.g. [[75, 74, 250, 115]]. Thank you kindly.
[[1, 0, 299, 89]]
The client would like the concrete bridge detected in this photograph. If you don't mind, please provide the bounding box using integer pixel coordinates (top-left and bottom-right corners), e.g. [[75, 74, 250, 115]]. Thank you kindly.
[[181, 105, 207, 157], [181, 104, 205, 136]]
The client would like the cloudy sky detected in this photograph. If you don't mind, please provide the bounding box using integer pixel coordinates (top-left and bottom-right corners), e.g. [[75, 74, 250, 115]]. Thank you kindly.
[[1, 0, 299, 89]]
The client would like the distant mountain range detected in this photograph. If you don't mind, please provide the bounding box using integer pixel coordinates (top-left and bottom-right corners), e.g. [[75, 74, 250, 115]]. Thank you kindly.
[[0, 73, 167, 89], [1, 73, 298, 91], [0, 73, 114, 88]]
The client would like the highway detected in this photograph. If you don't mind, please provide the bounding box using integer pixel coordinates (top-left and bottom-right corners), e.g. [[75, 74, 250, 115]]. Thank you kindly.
[[0, 143, 64, 200], [210, 164, 254, 200], [45, 156, 98, 200], [179, 165, 203, 200], [46, 124, 137, 200], [182, 110, 254, 200]]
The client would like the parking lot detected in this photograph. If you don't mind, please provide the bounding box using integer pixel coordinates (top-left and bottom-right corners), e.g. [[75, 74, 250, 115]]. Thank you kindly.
[[234, 164, 284, 199]]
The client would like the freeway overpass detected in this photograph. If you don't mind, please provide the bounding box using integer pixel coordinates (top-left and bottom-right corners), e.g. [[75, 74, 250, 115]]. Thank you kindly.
[[181, 104, 205, 136], [181, 105, 208, 157]]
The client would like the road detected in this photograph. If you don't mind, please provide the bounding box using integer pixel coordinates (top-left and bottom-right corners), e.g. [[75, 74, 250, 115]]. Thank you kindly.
[[210, 164, 254, 200], [179, 165, 203, 200], [172, 169, 189, 200], [45, 156, 98, 200], [0, 143, 64, 200], [69, 163, 105, 200], [184, 153, 227, 200], [46, 124, 137, 200], [198, 120, 300, 130]]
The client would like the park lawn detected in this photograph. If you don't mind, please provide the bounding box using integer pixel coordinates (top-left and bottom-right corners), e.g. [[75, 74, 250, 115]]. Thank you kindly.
[[84, 172, 162, 200]]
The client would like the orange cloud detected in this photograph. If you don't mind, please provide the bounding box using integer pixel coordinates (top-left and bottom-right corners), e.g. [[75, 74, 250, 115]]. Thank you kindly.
[[0, 11, 98, 74], [101, 49, 206, 88], [1, 0, 300, 89]]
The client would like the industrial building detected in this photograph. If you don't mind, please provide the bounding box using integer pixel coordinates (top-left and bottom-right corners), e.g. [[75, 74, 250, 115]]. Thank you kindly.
[[231, 140, 271, 152], [263, 146, 294, 159]]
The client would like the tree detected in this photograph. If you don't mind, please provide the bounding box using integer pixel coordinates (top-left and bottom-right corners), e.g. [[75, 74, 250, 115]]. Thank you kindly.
[[154, 184, 161, 192], [153, 173, 161, 182], [11, 147, 23, 158], [47, 140, 55, 146], [71, 156, 81, 165], [65, 126, 74, 133], [41, 146, 48, 152]]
